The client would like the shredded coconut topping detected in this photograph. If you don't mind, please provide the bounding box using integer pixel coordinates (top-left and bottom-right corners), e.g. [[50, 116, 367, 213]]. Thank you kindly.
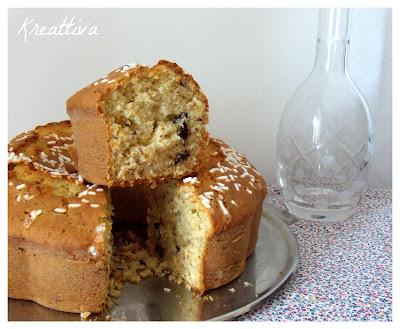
[[23, 194, 34, 201], [16, 183, 26, 190], [68, 203, 81, 208], [8, 139, 80, 184], [26, 209, 43, 227], [78, 190, 88, 198], [88, 245, 97, 257], [199, 194, 211, 209], [53, 208, 67, 214], [183, 176, 199, 185], [15, 133, 34, 142], [217, 199, 230, 218], [196, 140, 264, 219], [96, 223, 106, 234]]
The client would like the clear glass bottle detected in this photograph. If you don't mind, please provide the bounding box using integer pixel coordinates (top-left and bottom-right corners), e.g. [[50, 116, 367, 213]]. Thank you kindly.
[[276, 8, 373, 222]]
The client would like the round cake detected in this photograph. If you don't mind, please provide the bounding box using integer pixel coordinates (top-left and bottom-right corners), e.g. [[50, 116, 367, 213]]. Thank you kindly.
[[8, 121, 267, 314]]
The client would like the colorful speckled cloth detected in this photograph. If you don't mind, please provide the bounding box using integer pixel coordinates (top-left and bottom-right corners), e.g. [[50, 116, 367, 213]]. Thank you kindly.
[[236, 187, 392, 321]]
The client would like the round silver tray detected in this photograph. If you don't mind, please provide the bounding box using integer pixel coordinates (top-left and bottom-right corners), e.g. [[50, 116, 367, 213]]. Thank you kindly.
[[8, 205, 299, 321]]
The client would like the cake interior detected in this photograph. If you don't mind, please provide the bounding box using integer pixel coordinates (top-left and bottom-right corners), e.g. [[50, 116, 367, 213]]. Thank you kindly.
[[110, 182, 212, 296], [103, 65, 207, 183], [147, 182, 212, 291]]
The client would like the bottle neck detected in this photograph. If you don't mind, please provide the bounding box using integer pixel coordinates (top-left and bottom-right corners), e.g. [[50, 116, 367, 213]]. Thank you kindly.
[[312, 8, 350, 75], [313, 38, 348, 74]]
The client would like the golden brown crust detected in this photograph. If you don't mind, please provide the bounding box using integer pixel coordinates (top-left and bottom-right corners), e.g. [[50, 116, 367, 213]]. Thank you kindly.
[[66, 60, 209, 187], [201, 203, 263, 291], [8, 121, 111, 313], [180, 138, 267, 236], [68, 108, 112, 186], [9, 239, 108, 313], [181, 138, 267, 292], [8, 174, 108, 257], [202, 220, 250, 291]]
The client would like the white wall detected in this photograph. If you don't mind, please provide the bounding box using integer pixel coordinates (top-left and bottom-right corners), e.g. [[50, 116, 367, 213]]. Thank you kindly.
[[8, 8, 392, 188]]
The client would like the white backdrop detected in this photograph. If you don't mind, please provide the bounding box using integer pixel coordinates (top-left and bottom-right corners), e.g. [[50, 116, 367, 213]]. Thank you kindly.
[[8, 8, 392, 188]]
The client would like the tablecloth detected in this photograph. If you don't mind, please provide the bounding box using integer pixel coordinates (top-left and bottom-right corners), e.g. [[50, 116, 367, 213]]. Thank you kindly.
[[236, 187, 392, 321]]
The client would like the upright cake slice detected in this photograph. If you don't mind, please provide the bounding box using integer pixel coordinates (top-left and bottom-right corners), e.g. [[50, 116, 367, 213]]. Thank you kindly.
[[67, 60, 209, 187], [8, 121, 113, 313]]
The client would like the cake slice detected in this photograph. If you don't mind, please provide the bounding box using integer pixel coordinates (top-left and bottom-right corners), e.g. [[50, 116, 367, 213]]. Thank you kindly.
[[67, 60, 209, 187], [146, 138, 267, 292], [8, 121, 113, 313]]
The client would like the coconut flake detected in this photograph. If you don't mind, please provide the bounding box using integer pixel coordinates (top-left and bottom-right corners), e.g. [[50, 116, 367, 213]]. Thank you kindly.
[[16, 183, 26, 190], [88, 245, 97, 256], [217, 199, 230, 218], [68, 203, 81, 208], [53, 208, 67, 214]]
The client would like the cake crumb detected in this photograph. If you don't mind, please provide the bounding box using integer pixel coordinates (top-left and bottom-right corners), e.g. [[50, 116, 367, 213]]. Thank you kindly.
[[163, 288, 171, 293], [203, 295, 214, 301], [243, 281, 253, 287], [228, 288, 236, 294], [80, 312, 91, 320]]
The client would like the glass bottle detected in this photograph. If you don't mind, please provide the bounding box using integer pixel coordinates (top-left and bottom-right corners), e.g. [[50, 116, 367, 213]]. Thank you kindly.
[[276, 8, 373, 222]]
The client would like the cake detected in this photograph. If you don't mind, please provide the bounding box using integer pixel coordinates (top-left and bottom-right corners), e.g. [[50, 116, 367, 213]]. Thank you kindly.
[[8, 121, 267, 315], [8, 121, 113, 313], [66, 60, 209, 187]]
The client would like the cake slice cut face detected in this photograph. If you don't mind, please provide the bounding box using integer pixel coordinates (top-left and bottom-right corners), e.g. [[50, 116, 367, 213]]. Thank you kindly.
[[8, 121, 113, 313], [67, 60, 209, 187]]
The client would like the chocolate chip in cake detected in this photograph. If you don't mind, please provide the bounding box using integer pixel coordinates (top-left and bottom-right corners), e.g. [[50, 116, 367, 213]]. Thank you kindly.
[[175, 151, 189, 165], [173, 112, 189, 140], [155, 245, 164, 258], [178, 122, 188, 140]]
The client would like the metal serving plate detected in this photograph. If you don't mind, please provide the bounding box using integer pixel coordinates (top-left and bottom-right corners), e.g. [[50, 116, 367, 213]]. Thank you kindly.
[[8, 205, 299, 321]]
